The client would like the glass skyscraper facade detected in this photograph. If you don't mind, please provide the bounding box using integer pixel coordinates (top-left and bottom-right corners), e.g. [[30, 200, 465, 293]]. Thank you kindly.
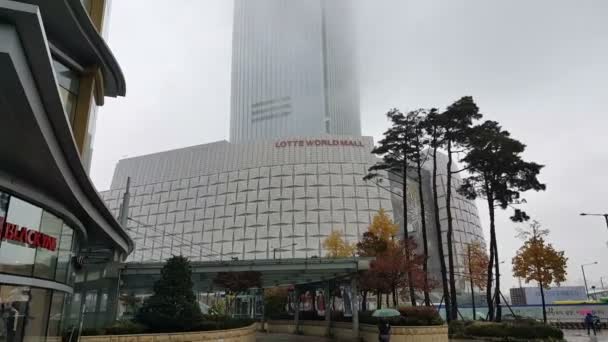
[[230, 0, 361, 143]]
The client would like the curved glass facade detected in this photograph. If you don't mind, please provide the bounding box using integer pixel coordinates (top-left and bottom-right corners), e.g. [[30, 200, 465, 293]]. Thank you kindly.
[[0, 191, 79, 342], [0, 193, 77, 284]]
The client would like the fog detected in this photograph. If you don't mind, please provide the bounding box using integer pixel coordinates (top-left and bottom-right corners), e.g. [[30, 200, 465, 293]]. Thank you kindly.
[[92, 0, 608, 294]]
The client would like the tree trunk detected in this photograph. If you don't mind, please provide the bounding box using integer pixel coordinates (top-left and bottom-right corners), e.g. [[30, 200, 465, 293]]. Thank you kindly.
[[485, 180, 495, 321], [402, 159, 417, 306], [539, 281, 547, 324], [377, 289, 382, 309], [468, 245, 476, 320], [386, 293, 389, 307], [392, 287, 397, 307], [446, 139, 458, 320], [432, 144, 451, 321], [493, 234, 501, 321], [415, 144, 431, 306], [362, 291, 368, 312]]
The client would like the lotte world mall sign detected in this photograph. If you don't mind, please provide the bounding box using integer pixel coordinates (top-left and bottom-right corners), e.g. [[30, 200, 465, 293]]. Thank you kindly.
[[274, 139, 365, 148]]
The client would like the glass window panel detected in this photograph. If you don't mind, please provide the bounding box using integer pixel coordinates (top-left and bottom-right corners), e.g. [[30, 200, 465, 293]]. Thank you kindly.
[[23, 288, 52, 342], [69, 293, 82, 320], [46, 291, 66, 340], [99, 291, 108, 312], [52, 60, 80, 93], [84, 290, 98, 312], [33, 211, 63, 280], [55, 224, 74, 283], [0, 197, 43, 276]]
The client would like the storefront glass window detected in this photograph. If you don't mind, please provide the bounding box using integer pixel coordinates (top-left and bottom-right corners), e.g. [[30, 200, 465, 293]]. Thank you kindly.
[[55, 224, 74, 283], [0, 286, 71, 342], [84, 290, 97, 312], [98, 291, 108, 312], [46, 291, 66, 341], [69, 293, 82, 320], [33, 211, 62, 280], [52, 59, 80, 125], [0, 197, 42, 276], [23, 288, 51, 342]]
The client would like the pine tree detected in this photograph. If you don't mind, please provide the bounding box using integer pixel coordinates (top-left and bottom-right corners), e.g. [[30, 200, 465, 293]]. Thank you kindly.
[[366, 109, 420, 306], [459, 120, 546, 321], [440, 96, 482, 320], [136, 256, 203, 331], [424, 109, 452, 321]]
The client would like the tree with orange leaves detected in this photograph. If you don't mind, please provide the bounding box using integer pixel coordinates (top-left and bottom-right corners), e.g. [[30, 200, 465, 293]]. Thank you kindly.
[[323, 230, 355, 258], [369, 238, 427, 307], [512, 221, 567, 324]]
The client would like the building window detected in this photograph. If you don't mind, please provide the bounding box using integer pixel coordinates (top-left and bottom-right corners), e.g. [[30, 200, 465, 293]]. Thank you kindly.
[[0, 197, 42, 276], [55, 224, 74, 283], [84, 290, 98, 312], [99, 291, 108, 312], [69, 293, 82, 320], [0, 193, 78, 283], [0, 285, 64, 342], [32, 211, 63, 279], [52, 59, 80, 125], [46, 291, 66, 340]]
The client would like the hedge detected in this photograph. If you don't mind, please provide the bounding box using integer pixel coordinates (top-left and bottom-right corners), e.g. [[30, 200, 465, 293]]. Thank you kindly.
[[79, 318, 254, 336], [462, 321, 564, 341]]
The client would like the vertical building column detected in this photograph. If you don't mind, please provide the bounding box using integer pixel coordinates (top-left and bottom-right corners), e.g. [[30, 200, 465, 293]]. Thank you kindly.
[[351, 276, 359, 339], [324, 281, 331, 336]]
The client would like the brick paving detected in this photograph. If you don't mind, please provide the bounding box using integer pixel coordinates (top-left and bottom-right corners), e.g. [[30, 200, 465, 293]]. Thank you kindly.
[[563, 329, 608, 341]]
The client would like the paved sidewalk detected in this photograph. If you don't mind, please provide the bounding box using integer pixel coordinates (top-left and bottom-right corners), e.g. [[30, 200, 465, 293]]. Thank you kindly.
[[563, 329, 608, 341], [256, 332, 331, 341]]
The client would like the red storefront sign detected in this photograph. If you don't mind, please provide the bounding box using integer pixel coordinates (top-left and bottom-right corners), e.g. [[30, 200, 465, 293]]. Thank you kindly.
[[274, 139, 365, 148], [0, 217, 57, 252]]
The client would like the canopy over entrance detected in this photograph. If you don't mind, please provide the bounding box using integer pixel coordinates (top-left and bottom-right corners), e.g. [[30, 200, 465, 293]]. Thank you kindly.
[[121, 257, 371, 290]]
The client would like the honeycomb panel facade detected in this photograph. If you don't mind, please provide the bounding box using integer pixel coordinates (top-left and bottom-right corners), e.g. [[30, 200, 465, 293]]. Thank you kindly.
[[102, 136, 393, 262]]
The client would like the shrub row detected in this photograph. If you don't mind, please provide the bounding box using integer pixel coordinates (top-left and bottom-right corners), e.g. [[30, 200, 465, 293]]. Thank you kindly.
[[449, 320, 564, 341], [268, 307, 443, 326], [79, 317, 255, 336]]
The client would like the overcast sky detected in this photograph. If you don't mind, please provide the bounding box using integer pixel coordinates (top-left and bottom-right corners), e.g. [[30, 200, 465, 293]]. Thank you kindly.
[[92, 0, 608, 293]]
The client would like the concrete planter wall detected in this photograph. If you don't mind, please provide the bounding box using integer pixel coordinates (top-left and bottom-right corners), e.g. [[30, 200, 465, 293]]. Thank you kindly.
[[80, 323, 257, 342], [265, 320, 448, 342]]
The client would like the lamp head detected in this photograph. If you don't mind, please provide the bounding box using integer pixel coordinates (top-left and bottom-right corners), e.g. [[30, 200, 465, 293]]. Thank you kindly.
[[580, 213, 587, 216]]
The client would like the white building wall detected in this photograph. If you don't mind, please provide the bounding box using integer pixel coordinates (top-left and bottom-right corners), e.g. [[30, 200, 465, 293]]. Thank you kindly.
[[102, 136, 393, 262]]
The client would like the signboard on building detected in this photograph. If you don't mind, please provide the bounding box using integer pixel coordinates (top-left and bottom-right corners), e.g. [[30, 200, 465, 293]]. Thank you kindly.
[[274, 139, 364, 148], [0, 218, 57, 251]]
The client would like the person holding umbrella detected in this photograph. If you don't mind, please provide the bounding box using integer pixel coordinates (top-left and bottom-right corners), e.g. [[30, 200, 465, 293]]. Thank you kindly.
[[372, 308, 400, 342]]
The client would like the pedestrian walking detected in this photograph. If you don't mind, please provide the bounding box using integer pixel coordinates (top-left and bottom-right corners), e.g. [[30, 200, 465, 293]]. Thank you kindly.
[[378, 318, 391, 342], [585, 312, 597, 336]]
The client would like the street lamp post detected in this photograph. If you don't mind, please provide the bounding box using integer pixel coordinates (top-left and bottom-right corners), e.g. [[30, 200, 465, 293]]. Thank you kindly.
[[581, 261, 598, 299], [579, 213, 608, 232]]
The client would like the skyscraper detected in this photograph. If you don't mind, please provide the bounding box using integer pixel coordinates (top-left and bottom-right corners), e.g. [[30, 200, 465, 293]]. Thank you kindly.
[[230, 0, 360, 143]]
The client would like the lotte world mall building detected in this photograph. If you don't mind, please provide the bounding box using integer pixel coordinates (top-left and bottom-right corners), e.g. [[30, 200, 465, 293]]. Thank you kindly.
[[101, 0, 486, 315]]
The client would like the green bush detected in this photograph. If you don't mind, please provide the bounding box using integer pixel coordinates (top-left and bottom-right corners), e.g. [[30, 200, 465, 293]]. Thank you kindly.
[[136, 256, 203, 332], [103, 320, 147, 335], [397, 306, 444, 326], [193, 318, 254, 331], [358, 307, 443, 326], [464, 322, 564, 340], [449, 320, 474, 338]]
